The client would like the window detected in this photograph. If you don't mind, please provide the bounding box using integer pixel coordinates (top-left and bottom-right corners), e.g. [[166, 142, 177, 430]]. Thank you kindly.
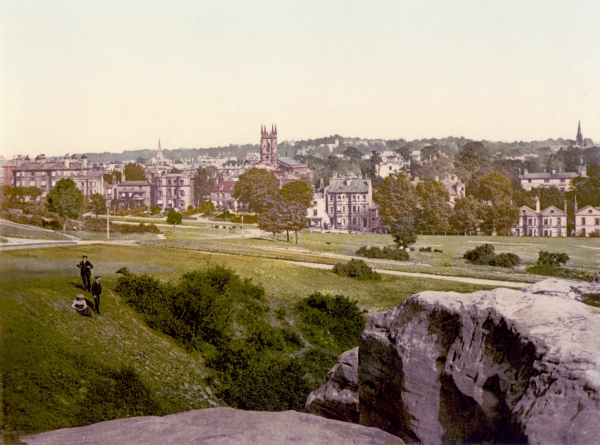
[[558, 229, 562, 237], [550, 210, 554, 214], [589, 209, 593, 213], [596, 218, 600, 226], [168, 180, 171, 185], [528, 218, 532, 225], [158, 180, 162, 185], [544, 219, 548, 225], [352, 206, 356, 212], [180, 190, 185, 196], [560, 178, 565, 183], [313, 209, 317, 216], [180, 200, 185, 207], [543, 179, 550, 183], [582, 217, 586, 225], [329, 206, 333, 213], [557, 218, 561, 226], [528, 179, 532, 183], [157, 191, 162, 198]]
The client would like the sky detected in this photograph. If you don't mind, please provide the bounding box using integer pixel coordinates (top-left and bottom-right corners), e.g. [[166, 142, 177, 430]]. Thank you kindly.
[[1, 0, 599, 158]]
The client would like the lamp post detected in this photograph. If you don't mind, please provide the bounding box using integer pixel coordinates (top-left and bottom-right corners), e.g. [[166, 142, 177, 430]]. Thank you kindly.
[[241, 213, 244, 237], [106, 201, 110, 240]]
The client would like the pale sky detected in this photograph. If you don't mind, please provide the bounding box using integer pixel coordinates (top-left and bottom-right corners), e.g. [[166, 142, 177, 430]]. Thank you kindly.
[[1, 0, 599, 158]]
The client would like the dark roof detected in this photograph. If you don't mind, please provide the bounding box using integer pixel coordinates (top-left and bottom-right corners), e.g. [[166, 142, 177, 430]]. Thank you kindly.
[[277, 157, 303, 167], [520, 172, 579, 180], [327, 178, 370, 193], [210, 181, 236, 193]]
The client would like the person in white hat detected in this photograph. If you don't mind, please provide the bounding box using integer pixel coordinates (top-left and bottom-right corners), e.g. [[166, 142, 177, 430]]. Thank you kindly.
[[71, 293, 92, 317]]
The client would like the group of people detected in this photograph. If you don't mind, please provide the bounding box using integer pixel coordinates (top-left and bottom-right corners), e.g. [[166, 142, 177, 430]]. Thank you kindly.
[[71, 255, 102, 317]]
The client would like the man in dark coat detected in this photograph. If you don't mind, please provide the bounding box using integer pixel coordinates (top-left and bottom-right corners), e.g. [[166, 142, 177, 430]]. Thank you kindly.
[[91, 275, 102, 315], [77, 255, 93, 292]]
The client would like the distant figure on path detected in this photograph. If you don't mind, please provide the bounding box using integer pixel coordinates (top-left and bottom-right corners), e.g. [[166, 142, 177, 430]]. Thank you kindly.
[[91, 275, 102, 315], [71, 293, 92, 317], [77, 255, 93, 291]]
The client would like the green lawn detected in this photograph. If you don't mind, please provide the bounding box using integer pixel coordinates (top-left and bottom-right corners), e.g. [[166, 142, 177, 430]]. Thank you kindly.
[[0, 220, 71, 241]]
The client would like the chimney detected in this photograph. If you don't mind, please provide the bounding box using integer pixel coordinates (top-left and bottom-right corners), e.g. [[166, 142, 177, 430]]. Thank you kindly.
[[535, 196, 540, 213], [551, 168, 556, 175], [64, 154, 70, 168], [81, 154, 88, 168], [564, 199, 567, 215]]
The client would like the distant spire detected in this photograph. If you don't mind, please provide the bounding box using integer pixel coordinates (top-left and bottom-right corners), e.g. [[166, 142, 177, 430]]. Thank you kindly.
[[275, 124, 277, 134], [576, 120, 584, 146]]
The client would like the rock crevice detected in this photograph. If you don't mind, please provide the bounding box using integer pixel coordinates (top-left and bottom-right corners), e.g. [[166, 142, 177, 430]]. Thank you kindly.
[[306, 279, 600, 445]]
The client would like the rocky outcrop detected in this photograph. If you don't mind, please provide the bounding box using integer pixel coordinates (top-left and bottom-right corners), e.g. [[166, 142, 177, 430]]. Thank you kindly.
[[307, 278, 600, 445], [22, 407, 403, 445], [305, 348, 359, 422]]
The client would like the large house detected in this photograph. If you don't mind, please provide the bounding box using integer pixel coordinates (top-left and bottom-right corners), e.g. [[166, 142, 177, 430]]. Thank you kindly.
[[210, 180, 241, 211], [11, 154, 104, 199], [519, 168, 581, 192], [511, 198, 567, 237], [574, 204, 600, 237], [323, 173, 381, 232]]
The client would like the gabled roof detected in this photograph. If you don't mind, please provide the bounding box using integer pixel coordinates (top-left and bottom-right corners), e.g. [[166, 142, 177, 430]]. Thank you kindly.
[[519, 206, 539, 216], [540, 205, 565, 216], [576, 205, 600, 215]]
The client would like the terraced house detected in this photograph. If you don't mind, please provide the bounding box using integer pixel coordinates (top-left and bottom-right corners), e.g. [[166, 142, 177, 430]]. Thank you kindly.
[[10, 153, 103, 199], [152, 173, 194, 211], [512, 198, 567, 237]]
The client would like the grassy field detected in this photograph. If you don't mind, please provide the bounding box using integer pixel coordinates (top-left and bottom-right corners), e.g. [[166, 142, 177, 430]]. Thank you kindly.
[[0, 221, 71, 241], [1, 223, 598, 438]]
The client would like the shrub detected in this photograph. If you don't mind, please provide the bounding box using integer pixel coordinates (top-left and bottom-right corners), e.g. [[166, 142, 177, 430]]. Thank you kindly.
[[355, 246, 409, 261], [332, 259, 382, 280], [463, 244, 496, 265], [526, 265, 592, 281], [295, 292, 367, 351], [537, 251, 570, 267], [150, 205, 161, 215], [433, 248, 443, 253], [489, 252, 521, 268], [114, 205, 148, 216], [464, 244, 520, 268]]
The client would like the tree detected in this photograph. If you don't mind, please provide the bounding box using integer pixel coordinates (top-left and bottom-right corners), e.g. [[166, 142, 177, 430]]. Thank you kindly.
[[124, 163, 147, 181], [479, 198, 519, 235], [193, 166, 218, 206], [372, 174, 418, 226], [567, 164, 600, 208], [88, 193, 106, 219], [199, 200, 215, 214], [233, 168, 280, 214], [103, 172, 122, 184], [166, 208, 183, 228], [415, 180, 452, 233], [283, 200, 308, 244], [390, 216, 417, 249], [280, 180, 314, 208], [470, 172, 513, 203], [537, 251, 570, 267], [342, 146, 363, 161], [46, 178, 84, 229], [258, 198, 286, 239], [450, 196, 482, 234]]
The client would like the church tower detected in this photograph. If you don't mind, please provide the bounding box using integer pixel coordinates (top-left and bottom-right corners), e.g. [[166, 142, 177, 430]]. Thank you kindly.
[[576, 121, 584, 147], [157, 138, 164, 162], [260, 124, 278, 165]]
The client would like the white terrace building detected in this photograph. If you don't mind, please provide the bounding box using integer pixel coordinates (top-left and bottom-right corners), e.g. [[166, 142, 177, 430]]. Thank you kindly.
[[574, 205, 600, 237], [519, 168, 582, 192], [512, 199, 567, 237]]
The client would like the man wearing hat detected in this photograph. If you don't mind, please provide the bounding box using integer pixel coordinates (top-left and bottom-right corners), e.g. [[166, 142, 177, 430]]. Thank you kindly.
[[71, 294, 92, 317], [77, 255, 93, 292], [91, 275, 102, 315]]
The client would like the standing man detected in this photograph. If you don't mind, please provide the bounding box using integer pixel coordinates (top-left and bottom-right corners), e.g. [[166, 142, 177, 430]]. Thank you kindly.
[[77, 255, 93, 292], [91, 275, 102, 315]]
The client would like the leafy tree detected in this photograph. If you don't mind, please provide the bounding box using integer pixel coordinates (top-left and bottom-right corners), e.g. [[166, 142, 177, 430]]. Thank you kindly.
[[415, 180, 452, 232], [395, 146, 412, 162], [233, 168, 280, 213], [567, 164, 600, 208], [372, 174, 418, 226], [464, 244, 496, 265], [193, 166, 218, 206], [280, 180, 313, 208], [199, 200, 215, 214], [342, 146, 363, 161], [479, 198, 519, 235], [258, 197, 286, 239], [166, 208, 182, 228], [390, 216, 417, 248], [450, 196, 482, 234], [45, 178, 84, 229], [282, 200, 308, 244], [413, 157, 454, 181], [88, 193, 106, 219], [103, 171, 122, 184], [123, 163, 147, 181], [150, 205, 161, 215], [470, 172, 513, 203], [2, 185, 42, 204]]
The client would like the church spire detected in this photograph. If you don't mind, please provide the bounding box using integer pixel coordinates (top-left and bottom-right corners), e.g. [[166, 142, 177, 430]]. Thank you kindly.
[[157, 138, 164, 161], [576, 120, 584, 146]]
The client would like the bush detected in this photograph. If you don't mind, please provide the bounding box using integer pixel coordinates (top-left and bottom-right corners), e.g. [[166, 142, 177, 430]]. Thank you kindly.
[[537, 251, 570, 267], [114, 205, 148, 216], [295, 292, 367, 351], [355, 246, 409, 261], [149, 205, 161, 215], [419, 246, 432, 252], [526, 265, 592, 281], [489, 252, 521, 268], [464, 244, 496, 265], [332, 259, 382, 280], [464, 244, 520, 268]]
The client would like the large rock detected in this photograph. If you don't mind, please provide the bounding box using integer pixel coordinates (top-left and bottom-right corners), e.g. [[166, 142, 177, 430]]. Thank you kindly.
[[22, 407, 403, 445], [305, 348, 359, 422], [308, 278, 600, 445]]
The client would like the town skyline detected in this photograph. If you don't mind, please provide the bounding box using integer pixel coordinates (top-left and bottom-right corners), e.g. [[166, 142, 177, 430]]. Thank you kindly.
[[2, 1, 599, 158]]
